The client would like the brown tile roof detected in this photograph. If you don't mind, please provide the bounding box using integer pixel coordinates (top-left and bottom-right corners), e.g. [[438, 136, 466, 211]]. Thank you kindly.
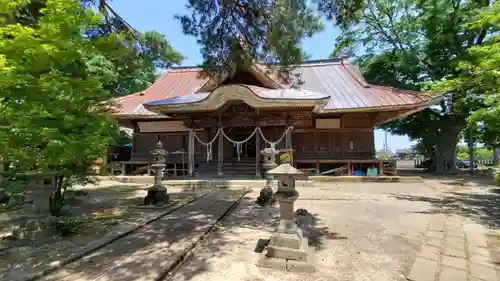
[[113, 68, 208, 117], [113, 59, 435, 117]]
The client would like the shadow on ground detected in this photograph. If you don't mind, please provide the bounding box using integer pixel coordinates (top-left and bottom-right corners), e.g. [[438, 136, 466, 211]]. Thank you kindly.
[[390, 188, 500, 230], [0, 183, 218, 279], [166, 196, 346, 281], [20, 185, 341, 281]]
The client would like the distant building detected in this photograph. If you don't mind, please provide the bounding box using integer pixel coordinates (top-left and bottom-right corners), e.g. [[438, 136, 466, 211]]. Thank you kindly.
[[395, 149, 413, 159]]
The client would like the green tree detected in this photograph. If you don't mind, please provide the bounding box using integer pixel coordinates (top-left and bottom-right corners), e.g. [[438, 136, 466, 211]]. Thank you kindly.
[[0, 0, 134, 215], [6, 0, 183, 96], [431, 2, 500, 150], [329, 0, 494, 173], [175, 0, 324, 76]]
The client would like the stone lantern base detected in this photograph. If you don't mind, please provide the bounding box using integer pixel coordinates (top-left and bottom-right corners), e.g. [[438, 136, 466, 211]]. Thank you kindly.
[[257, 231, 315, 273], [143, 185, 170, 206], [256, 198, 315, 272]]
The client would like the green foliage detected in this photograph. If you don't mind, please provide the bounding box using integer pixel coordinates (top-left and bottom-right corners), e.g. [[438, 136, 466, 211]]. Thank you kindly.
[[0, 0, 116, 184], [53, 217, 83, 236], [313, 0, 364, 26], [332, 0, 495, 173], [0, 180, 28, 211], [5, 0, 183, 96], [175, 0, 323, 76], [109, 127, 132, 147], [279, 153, 291, 163], [456, 145, 493, 160], [494, 166, 500, 185], [430, 2, 500, 149], [376, 151, 393, 158]]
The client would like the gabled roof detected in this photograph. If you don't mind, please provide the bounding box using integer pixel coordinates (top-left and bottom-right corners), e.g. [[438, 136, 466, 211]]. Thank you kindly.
[[112, 58, 439, 118]]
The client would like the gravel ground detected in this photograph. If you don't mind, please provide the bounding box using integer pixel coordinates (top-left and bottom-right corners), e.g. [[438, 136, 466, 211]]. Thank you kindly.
[[169, 182, 444, 281]]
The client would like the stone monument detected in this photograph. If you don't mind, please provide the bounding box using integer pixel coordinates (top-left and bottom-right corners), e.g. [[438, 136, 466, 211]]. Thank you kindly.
[[256, 143, 279, 205], [11, 179, 58, 240], [257, 156, 315, 272], [144, 141, 169, 205]]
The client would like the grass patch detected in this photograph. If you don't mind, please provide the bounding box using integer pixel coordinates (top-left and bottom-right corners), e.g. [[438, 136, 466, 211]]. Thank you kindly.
[[87, 210, 125, 226]]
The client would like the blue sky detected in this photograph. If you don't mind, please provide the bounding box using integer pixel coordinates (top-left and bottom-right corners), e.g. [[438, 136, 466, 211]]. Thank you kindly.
[[111, 0, 415, 151]]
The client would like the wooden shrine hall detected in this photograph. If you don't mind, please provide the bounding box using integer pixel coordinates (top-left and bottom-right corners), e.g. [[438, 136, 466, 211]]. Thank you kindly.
[[111, 57, 439, 178]]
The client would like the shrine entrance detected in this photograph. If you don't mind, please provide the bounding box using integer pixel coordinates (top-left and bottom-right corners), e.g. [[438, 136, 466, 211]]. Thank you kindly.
[[224, 126, 258, 160], [231, 133, 256, 159]]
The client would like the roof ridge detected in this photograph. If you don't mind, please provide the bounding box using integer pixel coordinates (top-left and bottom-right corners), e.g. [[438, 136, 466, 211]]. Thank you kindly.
[[168, 58, 344, 70], [368, 84, 431, 97], [113, 90, 147, 101]]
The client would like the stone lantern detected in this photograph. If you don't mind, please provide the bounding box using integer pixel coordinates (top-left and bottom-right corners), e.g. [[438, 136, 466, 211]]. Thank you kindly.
[[257, 143, 279, 204], [144, 141, 169, 205], [257, 156, 315, 272]]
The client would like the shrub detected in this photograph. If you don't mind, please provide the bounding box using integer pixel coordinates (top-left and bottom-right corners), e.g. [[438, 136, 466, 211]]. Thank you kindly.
[[280, 153, 291, 163], [494, 166, 500, 186], [53, 217, 83, 236]]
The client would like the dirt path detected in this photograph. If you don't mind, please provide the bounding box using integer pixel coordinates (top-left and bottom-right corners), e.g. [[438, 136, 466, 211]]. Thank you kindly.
[[168, 182, 442, 281], [36, 189, 247, 281]]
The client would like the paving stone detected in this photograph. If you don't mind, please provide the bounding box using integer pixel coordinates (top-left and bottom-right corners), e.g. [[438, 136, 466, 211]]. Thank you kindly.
[[439, 266, 467, 281], [468, 233, 489, 248], [444, 240, 466, 251], [429, 220, 445, 232], [441, 256, 467, 270], [427, 230, 445, 240], [469, 246, 491, 257], [470, 263, 498, 281], [417, 245, 441, 261], [445, 217, 463, 228], [445, 236, 465, 245], [443, 247, 466, 259], [407, 257, 438, 281], [427, 238, 443, 248], [470, 253, 495, 268], [446, 229, 465, 239]]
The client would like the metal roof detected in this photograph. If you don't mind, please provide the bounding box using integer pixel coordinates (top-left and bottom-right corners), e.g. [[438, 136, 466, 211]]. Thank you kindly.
[[113, 59, 433, 116]]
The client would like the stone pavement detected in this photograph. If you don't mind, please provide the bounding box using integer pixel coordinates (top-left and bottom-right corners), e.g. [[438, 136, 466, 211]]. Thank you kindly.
[[30, 189, 247, 281], [408, 214, 499, 281]]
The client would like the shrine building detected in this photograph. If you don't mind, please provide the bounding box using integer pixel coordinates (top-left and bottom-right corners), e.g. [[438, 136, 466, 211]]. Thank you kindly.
[[110, 57, 439, 178]]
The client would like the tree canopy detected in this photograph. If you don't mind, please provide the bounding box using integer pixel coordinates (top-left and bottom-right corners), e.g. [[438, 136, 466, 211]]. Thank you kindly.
[[430, 2, 500, 150], [0, 0, 183, 215], [331, 0, 496, 173], [175, 0, 326, 75]]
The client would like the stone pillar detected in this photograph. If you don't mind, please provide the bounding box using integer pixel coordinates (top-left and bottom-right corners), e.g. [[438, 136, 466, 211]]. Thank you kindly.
[[217, 127, 224, 177], [144, 141, 169, 205], [255, 130, 261, 178], [188, 129, 194, 176], [257, 157, 315, 272]]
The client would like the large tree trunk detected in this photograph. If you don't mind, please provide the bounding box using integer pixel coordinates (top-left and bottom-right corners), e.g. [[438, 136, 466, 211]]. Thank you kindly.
[[430, 125, 461, 174], [49, 175, 65, 216]]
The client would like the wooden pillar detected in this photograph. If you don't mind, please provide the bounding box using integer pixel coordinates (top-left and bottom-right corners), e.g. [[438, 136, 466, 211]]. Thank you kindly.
[[217, 120, 224, 177], [121, 163, 126, 176], [255, 129, 261, 178], [217, 125, 224, 177], [188, 128, 194, 176]]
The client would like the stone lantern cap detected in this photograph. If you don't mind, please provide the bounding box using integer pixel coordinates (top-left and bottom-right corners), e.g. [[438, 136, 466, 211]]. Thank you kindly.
[[267, 163, 303, 176]]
